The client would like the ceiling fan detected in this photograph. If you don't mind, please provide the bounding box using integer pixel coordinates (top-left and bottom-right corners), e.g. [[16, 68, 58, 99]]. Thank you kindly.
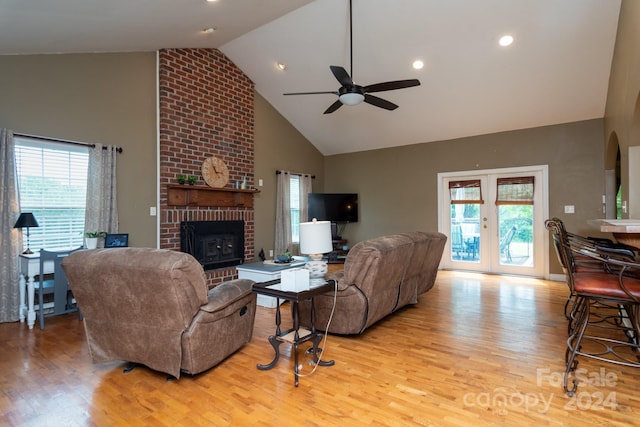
[[283, 0, 421, 114]]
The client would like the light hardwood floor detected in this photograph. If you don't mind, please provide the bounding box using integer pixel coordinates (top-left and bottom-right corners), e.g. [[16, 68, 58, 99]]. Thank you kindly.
[[2, 270, 640, 426]]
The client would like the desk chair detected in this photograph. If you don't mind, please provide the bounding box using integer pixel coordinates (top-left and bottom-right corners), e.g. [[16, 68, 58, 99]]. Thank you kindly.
[[37, 247, 83, 330]]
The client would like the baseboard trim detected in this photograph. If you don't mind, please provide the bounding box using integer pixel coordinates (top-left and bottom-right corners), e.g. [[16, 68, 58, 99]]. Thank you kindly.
[[548, 273, 566, 282]]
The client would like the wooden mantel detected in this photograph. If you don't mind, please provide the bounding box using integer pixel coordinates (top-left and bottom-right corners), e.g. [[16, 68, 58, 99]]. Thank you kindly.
[[167, 185, 258, 208]]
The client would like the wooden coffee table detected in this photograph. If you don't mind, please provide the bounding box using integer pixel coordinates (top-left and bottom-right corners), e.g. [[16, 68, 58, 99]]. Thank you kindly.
[[252, 279, 335, 386]]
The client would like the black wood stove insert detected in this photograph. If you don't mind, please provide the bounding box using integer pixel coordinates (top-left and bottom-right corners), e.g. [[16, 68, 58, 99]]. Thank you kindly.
[[180, 220, 244, 270]]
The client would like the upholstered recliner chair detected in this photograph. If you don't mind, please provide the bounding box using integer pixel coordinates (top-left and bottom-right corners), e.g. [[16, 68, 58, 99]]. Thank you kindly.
[[62, 248, 256, 378], [397, 231, 449, 304], [299, 231, 446, 335]]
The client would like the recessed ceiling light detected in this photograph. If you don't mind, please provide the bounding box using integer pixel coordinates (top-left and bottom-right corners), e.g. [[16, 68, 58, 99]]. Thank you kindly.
[[412, 60, 424, 70], [499, 35, 514, 47], [206, 0, 218, 2], [276, 62, 287, 71], [202, 27, 216, 34]]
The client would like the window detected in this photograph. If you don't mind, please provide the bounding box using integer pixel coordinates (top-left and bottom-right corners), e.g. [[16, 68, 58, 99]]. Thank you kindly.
[[14, 136, 89, 250], [495, 176, 535, 205], [449, 179, 483, 222], [616, 185, 623, 219], [495, 176, 535, 264], [449, 179, 484, 204], [290, 174, 300, 243]]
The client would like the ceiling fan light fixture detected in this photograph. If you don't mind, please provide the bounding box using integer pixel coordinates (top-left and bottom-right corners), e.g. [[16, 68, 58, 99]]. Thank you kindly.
[[339, 92, 364, 106], [499, 35, 514, 47]]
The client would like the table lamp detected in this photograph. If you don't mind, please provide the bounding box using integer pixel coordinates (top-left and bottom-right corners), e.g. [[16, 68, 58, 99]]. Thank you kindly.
[[14, 212, 39, 254], [299, 218, 333, 286]]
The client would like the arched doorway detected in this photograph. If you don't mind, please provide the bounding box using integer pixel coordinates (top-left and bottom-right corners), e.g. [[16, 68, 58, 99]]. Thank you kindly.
[[629, 91, 640, 217], [604, 132, 621, 219]]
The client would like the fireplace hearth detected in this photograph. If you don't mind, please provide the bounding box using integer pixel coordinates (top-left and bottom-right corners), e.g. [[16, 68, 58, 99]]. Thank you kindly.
[[180, 220, 244, 270]]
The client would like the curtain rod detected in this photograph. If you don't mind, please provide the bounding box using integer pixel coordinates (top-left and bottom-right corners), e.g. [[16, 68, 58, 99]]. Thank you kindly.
[[275, 170, 315, 179], [14, 132, 123, 153]]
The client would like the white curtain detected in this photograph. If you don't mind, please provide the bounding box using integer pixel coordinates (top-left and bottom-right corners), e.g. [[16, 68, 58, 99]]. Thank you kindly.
[[85, 144, 119, 236], [274, 171, 291, 256], [0, 129, 22, 323], [275, 172, 314, 256]]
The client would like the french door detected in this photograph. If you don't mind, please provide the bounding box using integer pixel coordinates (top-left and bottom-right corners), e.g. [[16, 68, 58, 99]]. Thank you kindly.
[[438, 166, 548, 277]]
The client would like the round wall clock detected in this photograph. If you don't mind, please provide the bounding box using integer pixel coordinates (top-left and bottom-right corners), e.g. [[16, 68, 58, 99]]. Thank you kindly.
[[201, 156, 229, 188]]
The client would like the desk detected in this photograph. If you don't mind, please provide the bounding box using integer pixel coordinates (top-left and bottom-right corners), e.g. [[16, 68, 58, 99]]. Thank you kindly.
[[18, 253, 54, 329], [595, 219, 640, 250], [252, 279, 335, 386]]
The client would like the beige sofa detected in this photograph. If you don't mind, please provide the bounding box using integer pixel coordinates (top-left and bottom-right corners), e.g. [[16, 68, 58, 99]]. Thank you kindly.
[[299, 231, 446, 335], [62, 248, 256, 378]]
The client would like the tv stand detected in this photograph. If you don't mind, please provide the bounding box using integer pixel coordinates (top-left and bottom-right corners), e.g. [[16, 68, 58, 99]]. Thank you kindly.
[[327, 239, 349, 263]]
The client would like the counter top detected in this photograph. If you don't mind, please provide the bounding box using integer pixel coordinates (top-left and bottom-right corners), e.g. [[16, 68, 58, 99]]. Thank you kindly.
[[589, 219, 640, 233], [589, 219, 640, 249]]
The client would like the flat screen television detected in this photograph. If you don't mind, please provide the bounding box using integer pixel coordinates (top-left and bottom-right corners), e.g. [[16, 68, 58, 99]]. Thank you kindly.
[[307, 193, 358, 223]]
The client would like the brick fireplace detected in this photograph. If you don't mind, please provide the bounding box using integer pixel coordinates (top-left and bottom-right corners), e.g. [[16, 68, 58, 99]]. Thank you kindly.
[[158, 48, 255, 287]]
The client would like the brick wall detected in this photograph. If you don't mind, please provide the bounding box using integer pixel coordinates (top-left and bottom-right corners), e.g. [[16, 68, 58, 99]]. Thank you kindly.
[[158, 48, 255, 287]]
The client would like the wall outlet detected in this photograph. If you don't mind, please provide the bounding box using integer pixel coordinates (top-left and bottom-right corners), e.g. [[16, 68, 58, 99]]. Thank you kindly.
[[564, 205, 575, 214], [149, 206, 157, 216], [269, 249, 273, 257], [258, 178, 263, 187]]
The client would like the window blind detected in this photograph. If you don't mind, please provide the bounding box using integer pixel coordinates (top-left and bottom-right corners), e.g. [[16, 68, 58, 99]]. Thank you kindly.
[[15, 137, 89, 250], [449, 179, 484, 204], [496, 176, 535, 205]]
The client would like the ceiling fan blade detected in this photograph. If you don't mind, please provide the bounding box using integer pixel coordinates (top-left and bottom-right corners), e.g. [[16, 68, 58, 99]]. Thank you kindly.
[[364, 79, 421, 93], [285, 0, 418, 115], [364, 94, 398, 111], [284, 91, 339, 96], [330, 66, 354, 88], [323, 99, 344, 114]]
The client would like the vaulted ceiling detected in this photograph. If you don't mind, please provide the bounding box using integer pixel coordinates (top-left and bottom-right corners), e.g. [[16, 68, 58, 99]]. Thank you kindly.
[[0, 0, 621, 155]]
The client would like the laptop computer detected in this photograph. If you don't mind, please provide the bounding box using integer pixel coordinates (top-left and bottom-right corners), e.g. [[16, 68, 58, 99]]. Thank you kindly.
[[104, 233, 129, 248]]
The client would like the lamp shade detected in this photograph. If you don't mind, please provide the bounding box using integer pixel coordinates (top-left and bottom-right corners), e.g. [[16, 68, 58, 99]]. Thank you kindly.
[[14, 212, 39, 229], [299, 219, 333, 255]]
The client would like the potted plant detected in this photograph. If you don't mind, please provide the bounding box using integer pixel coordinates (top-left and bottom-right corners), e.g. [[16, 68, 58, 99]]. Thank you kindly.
[[177, 174, 186, 184], [276, 251, 292, 263], [188, 175, 198, 185], [84, 231, 106, 249]]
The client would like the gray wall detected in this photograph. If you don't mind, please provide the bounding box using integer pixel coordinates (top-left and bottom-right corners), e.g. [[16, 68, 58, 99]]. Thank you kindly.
[[0, 53, 158, 248], [0, 53, 325, 258], [325, 119, 607, 274], [604, 0, 640, 217], [0, 52, 614, 275], [253, 92, 325, 259]]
